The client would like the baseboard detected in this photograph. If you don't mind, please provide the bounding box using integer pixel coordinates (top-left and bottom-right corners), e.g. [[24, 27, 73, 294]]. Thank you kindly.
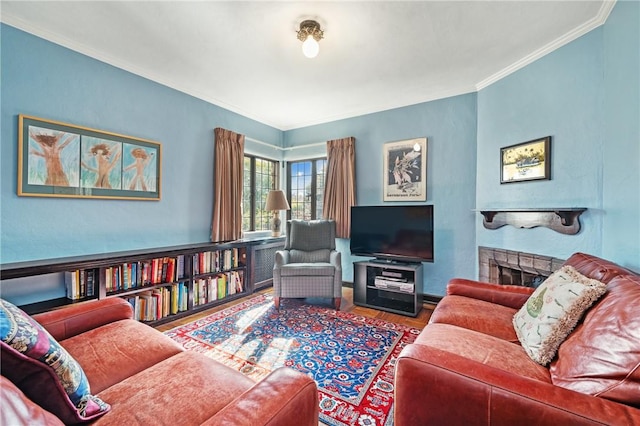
[[422, 294, 443, 304]]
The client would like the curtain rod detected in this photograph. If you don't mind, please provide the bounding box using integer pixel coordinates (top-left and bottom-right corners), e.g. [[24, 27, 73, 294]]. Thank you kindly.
[[245, 136, 326, 151]]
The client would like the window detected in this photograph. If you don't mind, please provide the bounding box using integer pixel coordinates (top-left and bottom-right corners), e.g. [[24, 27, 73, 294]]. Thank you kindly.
[[243, 155, 278, 231], [287, 158, 327, 221]]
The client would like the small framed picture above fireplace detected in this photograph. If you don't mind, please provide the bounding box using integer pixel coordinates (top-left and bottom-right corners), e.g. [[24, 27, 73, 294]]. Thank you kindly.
[[500, 136, 551, 184]]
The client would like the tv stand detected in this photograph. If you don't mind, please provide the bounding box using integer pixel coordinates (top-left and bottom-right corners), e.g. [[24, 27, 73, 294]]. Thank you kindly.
[[353, 260, 423, 317]]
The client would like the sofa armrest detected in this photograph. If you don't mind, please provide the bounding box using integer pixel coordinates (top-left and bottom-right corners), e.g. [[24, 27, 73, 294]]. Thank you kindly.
[[395, 344, 640, 426], [446, 278, 534, 309], [1, 376, 64, 426], [203, 367, 319, 426], [330, 250, 341, 270], [274, 250, 290, 267], [32, 297, 133, 341]]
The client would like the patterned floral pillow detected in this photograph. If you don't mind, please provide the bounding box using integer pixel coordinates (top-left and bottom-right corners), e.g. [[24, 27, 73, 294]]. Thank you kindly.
[[0, 299, 110, 423], [513, 266, 607, 366]]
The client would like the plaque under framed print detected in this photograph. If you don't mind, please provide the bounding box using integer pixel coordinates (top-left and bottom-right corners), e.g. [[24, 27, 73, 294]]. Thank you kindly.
[[500, 136, 551, 184], [18, 114, 161, 200], [383, 137, 427, 202]]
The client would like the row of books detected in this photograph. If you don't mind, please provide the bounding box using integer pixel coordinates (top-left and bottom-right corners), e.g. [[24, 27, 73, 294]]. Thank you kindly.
[[193, 270, 244, 307], [65, 269, 97, 300], [105, 255, 186, 292], [122, 282, 188, 322], [192, 248, 243, 275]]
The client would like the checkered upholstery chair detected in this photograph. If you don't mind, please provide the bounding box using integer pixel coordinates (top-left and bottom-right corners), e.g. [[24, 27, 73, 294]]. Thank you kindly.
[[273, 219, 342, 310]]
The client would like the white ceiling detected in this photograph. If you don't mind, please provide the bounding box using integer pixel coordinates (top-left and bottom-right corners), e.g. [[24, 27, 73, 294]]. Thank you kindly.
[[1, 1, 613, 131]]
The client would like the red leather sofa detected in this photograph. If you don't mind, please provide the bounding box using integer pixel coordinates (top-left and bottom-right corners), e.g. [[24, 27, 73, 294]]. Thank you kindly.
[[395, 252, 640, 425], [1, 297, 319, 425]]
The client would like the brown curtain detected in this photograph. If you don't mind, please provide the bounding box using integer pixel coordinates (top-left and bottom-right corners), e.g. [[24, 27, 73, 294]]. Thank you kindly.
[[323, 137, 356, 238], [211, 128, 244, 242]]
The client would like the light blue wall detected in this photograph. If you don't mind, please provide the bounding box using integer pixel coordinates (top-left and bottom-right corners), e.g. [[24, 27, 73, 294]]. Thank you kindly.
[[602, 0, 640, 270], [475, 2, 639, 273], [1, 24, 283, 264], [284, 94, 478, 296], [2, 0, 638, 306], [476, 28, 605, 262]]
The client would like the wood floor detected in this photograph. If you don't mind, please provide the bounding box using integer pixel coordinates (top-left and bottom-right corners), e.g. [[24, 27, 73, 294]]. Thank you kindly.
[[155, 285, 434, 332]]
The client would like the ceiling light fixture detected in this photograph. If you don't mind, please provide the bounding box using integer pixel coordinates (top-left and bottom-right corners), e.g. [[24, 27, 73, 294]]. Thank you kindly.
[[297, 20, 324, 59]]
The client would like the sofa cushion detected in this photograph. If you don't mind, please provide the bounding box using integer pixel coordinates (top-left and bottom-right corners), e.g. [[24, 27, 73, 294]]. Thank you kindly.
[[550, 274, 640, 407], [280, 262, 335, 277], [93, 351, 254, 425], [429, 295, 519, 342], [415, 323, 551, 383], [60, 318, 184, 394], [513, 266, 607, 366], [0, 299, 110, 424], [285, 220, 336, 251], [289, 248, 331, 263], [446, 278, 534, 310], [564, 252, 634, 284]]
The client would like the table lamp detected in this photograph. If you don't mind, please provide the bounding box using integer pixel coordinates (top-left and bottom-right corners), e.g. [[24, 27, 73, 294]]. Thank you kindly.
[[265, 190, 290, 237]]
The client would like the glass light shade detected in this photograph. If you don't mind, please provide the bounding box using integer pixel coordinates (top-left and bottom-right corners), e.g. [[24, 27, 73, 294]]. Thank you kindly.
[[302, 36, 320, 58]]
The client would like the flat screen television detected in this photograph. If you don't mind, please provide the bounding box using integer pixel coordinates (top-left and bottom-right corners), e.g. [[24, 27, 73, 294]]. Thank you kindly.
[[350, 205, 434, 263]]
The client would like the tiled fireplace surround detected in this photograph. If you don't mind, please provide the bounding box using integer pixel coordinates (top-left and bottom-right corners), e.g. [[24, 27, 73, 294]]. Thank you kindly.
[[478, 246, 565, 288]]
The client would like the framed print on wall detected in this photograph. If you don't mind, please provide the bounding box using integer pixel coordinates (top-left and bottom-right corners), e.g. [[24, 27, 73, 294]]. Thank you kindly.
[[383, 137, 427, 201], [500, 136, 551, 184], [18, 114, 161, 200]]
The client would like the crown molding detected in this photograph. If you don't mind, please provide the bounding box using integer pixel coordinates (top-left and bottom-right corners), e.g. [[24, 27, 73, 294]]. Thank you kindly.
[[476, 0, 616, 91]]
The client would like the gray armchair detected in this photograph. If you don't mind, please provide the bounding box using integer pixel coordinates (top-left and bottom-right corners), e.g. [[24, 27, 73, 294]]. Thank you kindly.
[[273, 219, 342, 310]]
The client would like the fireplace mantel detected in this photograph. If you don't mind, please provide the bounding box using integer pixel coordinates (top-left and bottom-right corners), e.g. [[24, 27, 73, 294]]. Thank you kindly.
[[477, 208, 587, 235]]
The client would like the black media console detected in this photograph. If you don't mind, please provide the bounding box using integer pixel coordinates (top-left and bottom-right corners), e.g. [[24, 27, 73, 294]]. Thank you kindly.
[[353, 260, 423, 317]]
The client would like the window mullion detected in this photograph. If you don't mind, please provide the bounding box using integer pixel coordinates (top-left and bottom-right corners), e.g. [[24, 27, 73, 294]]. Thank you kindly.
[[310, 161, 317, 220]]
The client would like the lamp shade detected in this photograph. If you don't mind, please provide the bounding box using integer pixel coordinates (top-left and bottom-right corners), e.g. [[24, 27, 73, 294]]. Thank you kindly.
[[265, 190, 290, 211]]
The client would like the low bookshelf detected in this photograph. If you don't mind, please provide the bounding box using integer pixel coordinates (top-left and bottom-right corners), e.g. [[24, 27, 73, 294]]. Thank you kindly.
[[1, 238, 284, 326], [353, 260, 423, 317]]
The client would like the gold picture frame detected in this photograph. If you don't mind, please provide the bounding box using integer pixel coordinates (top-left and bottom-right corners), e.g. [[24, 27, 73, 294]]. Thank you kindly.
[[18, 114, 161, 200]]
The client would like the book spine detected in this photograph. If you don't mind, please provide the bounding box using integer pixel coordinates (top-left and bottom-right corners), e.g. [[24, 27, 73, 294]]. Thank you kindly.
[[167, 258, 176, 283], [192, 254, 198, 276], [171, 284, 178, 315], [161, 257, 168, 283], [86, 269, 95, 297], [79, 270, 85, 298], [131, 262, 137, 288], [64, 270, 78, 300], [176, 255, 184, 279]]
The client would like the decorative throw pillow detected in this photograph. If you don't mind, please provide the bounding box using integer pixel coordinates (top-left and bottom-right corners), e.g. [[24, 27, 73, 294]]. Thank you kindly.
[[0, 299, 110, 424], [512, 266, 607, 366]]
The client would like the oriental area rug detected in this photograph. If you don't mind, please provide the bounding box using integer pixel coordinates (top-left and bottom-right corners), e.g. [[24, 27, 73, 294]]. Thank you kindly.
[[164, 293, 421, 426]]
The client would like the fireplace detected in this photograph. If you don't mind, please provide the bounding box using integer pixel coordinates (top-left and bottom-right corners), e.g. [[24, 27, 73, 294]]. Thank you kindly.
[[478, 246, 564, 288]]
